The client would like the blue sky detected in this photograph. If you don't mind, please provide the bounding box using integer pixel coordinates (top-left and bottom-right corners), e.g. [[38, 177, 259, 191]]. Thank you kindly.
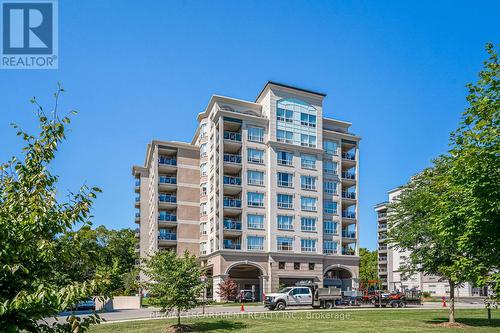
[[0, 1, 498, 250]]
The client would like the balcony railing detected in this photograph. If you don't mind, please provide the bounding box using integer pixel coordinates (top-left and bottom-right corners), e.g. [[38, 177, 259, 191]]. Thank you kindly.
[[378, 224, 387, 230], [342, 211, 356, 219], [342, 248, 356, 255], [301, 183, 316, 191], [378, 246, 387, 251], [278, 180, 293, 187], [378, 212, 387, 219], [223, 131, 242, 142], [135, 197, 140, 202], [341, 192, 356, 199], [159, 157, 177, 166], [159, 194, 177, 203], [158, 233, 177, 241], [342, 230, 356, 238], [223, 240, 241, 250], [135, 212, 140, 218], [378, 235, 387, 241], [159, 213, 177, 222], [248, 156, 264, 164], [301, 160, 316, 169], [223, 197, 241, 208], [248, 135, 264, 143], [277, 202, 293, 209], [323, 249, 337, 255], [159, 176, 177, 185], [379, 257, 387, 262], [223, 154, 242, 164], [341, 172, 356, 180], [277, 159, 293, 166], [223, 176, 241, 186], [223, 219, 242, 230], [341, 152, 356, 161], [135, 180, 140, 187]]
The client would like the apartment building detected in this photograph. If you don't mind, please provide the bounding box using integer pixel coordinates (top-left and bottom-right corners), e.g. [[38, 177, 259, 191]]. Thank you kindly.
[[134, 82, 361, 301], [375, 188, 485, 297]]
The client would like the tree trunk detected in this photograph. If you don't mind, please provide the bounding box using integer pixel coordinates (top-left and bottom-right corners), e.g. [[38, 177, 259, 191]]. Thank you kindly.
[[177, 308, 181, 326], [449, 281, 455, 324]]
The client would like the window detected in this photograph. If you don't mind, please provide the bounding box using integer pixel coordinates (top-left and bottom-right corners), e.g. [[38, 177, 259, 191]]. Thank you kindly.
[[200, 222, 207, 235], [294, 262, 300, 270], [323, 140, 338, 155], [277, 108, 294, 123], [200, 241, 207, 255], [277, 194, 293, 209], [200, 203, 207, 216], [277, 150, 293, 166], [247, 214, 264, 229], [277, 237, 294, 251], [277, 215, 294, 230], [277, 130, 293, 143], [201, 182, 208, 196], [247, 192, 264, 207], [323, 221, 338, 234], [200, 163, 207, 176], [301, 217, 317, 232], [301, 239, 317, 253], [200, 143, 207, 158], [301, 113, 316, 127], [247, 236, 264, 251], [324, 161, 338, 175], [247, 148, 264, 164], [324, 181, 338, 195], [248, 170, 264, 186], [277, 172, 293, 187], [200, 123, 207, 138], [300, 134, 316, 147], [324, 200, 338, 214], [301, 176, 316, 191], [278, 262, 285, 269], [324, 241, 338, 255], [301, 154, 316, 169], [301, 196, 317, 212], [309, 263, 315, 270], [248, 126, 264, 142]]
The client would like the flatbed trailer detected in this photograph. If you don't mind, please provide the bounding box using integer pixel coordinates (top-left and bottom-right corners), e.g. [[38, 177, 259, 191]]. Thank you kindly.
[[371, 290, 422, 308]]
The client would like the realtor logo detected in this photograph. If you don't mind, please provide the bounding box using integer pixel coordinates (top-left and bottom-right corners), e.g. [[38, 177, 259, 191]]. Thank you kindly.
[[1, 0, 58, 69]]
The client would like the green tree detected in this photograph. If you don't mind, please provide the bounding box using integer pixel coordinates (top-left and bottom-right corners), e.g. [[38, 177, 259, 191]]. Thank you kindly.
[[0, 85, 106, 332], [143, 251, 205, 328], [359, 248, 378, 289]]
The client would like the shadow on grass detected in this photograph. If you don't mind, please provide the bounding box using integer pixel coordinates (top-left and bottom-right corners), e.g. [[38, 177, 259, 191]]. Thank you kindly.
[[426, 316, 500, 327], [192, 320, 246, 331]]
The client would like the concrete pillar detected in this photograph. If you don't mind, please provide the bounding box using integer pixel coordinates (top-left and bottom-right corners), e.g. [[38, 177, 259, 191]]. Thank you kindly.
[[259, 275, 268, 301], [212, 274, 227, 302]]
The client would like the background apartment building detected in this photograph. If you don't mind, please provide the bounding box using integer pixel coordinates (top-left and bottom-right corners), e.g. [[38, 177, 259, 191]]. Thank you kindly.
[[375, 188, 485, 297], [134, 82, 361, 301]]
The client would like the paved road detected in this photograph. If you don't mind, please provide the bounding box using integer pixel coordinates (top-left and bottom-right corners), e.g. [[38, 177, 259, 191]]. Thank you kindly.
[[48, 301, 485, 324]]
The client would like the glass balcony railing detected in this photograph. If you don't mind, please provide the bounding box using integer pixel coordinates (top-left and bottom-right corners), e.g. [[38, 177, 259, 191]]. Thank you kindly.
[[223, 219, 242, 230], [223, 176, 241, 186], [223, 154, 242, 164], [159, 176, 177, 185], [342, 230, 356, 238], [378, 212, 387, 219], [323, 249, 337, 255], [135, 212, 140, 218], [158, 156, 177, 166], [135, 197, 140, 202], [223, 131, 242, 142], [378, 246, 388, 251], [341, 192, 356, 199], [159, 194, 177, 203], [378, 224, 387, 230], [158, 213, 177, 222], [342, 248, 356, 255], [341, 172, 356, 180], [341, 152, 356, 161], [223, 240, 241, 250], [135, 180, 140, 187], [223, 197, 242, 208], [342, 211, 356, 219], [158, 233, 177, 241]]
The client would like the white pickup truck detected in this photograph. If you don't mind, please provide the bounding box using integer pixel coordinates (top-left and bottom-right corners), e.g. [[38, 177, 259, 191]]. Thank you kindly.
[[264, 287, 313, 310]]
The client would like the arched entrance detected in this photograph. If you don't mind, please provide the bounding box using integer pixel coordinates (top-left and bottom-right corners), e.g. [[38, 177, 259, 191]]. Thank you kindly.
[[226, 262, 264, 301], [323, 266, 354, 291]]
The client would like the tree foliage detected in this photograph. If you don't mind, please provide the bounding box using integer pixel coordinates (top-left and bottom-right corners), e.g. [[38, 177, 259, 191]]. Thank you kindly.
[[358, 248, 378, 288], [217, 278, 239, 302], [0, 85, 107, 332], [143, 251, 204, 327]]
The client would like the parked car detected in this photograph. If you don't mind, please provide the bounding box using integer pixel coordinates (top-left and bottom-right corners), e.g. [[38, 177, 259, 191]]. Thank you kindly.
[[238, 290, 256, 302], [264, 286, 313, 310], [75, 298, 96, 311]]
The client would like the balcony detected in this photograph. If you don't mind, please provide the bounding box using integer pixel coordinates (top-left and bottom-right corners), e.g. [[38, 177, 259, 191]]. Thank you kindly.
[[378, 224, 387, 230], [323, 249, 338, 255], [342, 230, 356, 239], [159, 194, 177, 209], [158, 213, 177, 226], [378, 235, 387, 242], [223, 153, 242, 173], [135, 228, 140, 238], [135, 244, 140, 253], [341, 172, 356, 180], [134, 196, 140, 207], [378, 246, 388, 253], [223, 131, 242, 151], [158, 156, 177, 172], [135, 212, 140, 223], [223, 219, 242, 236], [378, 212, 387, 220], [158, 233, 177, 246], [223, 131, 242, 142], [223, 239, 241, 250], [223, 197, 242, 215], [341, 192, 356, 200], [342, 211, 356, 220], [223, 175, 241, 186], [341, 247, 356, 256], [159, 176, 177, 190], [135, 180, 140, 192], [277, 159, 293, 167], [341, 152, 356, 161]]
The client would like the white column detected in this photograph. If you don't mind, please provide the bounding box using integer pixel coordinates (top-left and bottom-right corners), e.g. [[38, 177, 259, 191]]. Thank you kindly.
[[212, 274, 227, 302]]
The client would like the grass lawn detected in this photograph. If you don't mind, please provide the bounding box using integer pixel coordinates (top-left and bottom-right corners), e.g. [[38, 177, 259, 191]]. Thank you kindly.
[[88, 309, 500, 333]]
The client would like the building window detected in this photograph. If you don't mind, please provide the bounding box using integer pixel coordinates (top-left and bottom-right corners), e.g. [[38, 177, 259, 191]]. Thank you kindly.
[[247, 214, 264, 229], [277, 215, 294, 230], [247, 192, 264, 207], [324, 181, 338, 195], [200, 163, 207, 176], [301, 217, 317, 232], [277, 172, 293, 187], [248, 126, 264, 143], [201, 182, 208, 196], [323, 140, 338, 155], [248, 170, 264, 186], [200, 123, 207, 138], [323, 221, 338, 234], [324, 200, 338, 214], [324, 241, 338, 255], [247, 148, 264, 164], [200, 143, 207, 158], [301, 154, 316, 169], [247, 236, 264, 251], [301, 239, 317, 253], [324, 161, 338, 175], [277, 108, 294, 123], [300, 134, 316, 147], [277, 130, 293, 144], [277, 150, 293, 166], [301, 113, 316, 127], [200, 222, 207, 235], [294, 262, 300, 270], [301, 176, 316, 191], [308, 263, 315, 270], [277, 237, 294, 252], [277, 194, 293, 209], [301, 196, 317, 212], [200, 203, 207, 216], [278, 262, 285, 270]]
